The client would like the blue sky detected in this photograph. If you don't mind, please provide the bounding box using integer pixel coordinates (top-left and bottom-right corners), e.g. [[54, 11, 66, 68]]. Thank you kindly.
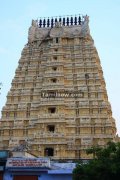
[[0, 0, 120, 134]]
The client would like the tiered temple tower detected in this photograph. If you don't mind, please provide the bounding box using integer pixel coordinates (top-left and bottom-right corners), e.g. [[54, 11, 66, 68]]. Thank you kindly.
[[0, 15, 117, 159]]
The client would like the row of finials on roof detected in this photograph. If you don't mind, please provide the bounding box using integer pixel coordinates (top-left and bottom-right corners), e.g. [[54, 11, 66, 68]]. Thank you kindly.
[[39, 16, 82, 28]]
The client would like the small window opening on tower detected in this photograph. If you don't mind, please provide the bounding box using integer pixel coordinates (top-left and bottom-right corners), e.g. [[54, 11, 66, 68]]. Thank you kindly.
[[44, 147, 54, 156], [52, 67, 57, 71], [85, 73, 89, 79], [26, 111, 30, 117], [25, 69, 28, 75], [6, 112, 9, 118], [53, 56, 57, 60], [54, 48, 58, 52], [56, 37, 59, 43], [47, 125, 55, 132], [51, 78, 57, 83], [48, 107, 56, 113]]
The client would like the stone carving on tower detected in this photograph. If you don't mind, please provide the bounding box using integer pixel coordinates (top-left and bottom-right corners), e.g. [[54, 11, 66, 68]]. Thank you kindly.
[[0, 15, 117, 159]]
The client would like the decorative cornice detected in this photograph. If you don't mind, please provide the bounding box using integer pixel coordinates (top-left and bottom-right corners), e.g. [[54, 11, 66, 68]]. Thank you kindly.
[[38, 14, 84, 28]]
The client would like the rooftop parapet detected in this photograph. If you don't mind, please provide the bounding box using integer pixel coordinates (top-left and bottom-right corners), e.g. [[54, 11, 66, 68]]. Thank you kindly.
[[28, 14, 90, 43], [38, 14, 84, 28]]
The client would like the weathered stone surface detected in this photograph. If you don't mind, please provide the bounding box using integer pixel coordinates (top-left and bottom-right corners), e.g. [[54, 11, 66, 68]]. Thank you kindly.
[[28, 15, 90, 43], [0, 15, 117, 159]]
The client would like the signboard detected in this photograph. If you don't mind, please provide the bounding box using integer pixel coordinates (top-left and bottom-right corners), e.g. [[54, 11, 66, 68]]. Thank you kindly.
[[6, 158, 50, 168]]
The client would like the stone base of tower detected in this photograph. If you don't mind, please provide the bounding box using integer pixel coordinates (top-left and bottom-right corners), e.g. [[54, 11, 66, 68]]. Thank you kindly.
[[13, 138, 115, 160]]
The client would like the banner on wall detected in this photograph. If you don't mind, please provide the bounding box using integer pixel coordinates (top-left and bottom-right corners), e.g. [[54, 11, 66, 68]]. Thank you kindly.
[[6, 158, 50, 168]]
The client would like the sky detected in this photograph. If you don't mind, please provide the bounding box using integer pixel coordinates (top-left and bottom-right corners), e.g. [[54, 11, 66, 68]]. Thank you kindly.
[[0, 0, 120, 134]]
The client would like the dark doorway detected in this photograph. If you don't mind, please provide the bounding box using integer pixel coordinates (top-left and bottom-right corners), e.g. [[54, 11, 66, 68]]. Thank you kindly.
[[44, 147, 54, 156], [0, 174, 3, 180], [47, 125, 55, 133], [51, 78, 57, 83], [56, 37, 59, 43], [48, 107, 56, 113], [52, 67, 57, 71]]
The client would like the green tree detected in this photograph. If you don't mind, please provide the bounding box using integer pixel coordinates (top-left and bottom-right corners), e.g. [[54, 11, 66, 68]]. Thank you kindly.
[[73, 142, 120, 180]]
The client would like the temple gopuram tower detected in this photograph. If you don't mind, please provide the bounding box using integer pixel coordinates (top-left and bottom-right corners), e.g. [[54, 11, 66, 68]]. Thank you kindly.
[[0, 15, 117, 159]]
